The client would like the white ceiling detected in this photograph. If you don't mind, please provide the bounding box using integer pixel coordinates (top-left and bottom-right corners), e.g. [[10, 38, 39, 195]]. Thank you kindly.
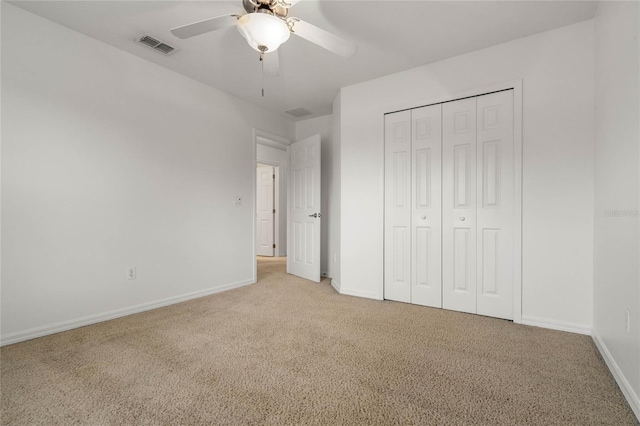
[[9, 1, 598, 120]]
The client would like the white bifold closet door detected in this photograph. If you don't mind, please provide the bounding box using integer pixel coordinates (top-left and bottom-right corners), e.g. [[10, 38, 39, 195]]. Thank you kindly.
[[442, 97, 478, 314], [476, 90, 514, 319], [384, 90, 514, 320], [384, 104, 442, 307], [442, 90, 514, 320], [384, 110, 411, 303]]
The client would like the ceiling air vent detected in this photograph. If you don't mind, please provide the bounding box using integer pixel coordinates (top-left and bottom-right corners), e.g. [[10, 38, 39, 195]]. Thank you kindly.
[[136, 34, 178, 56], [285, 108, 312, 118]]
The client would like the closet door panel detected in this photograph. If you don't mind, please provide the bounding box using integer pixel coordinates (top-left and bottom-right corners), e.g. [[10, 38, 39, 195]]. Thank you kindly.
[[384, 111, 411, 303], [442, 98, 477, 314], [411, 105, 442, 307], [476, 90, 514, 319]]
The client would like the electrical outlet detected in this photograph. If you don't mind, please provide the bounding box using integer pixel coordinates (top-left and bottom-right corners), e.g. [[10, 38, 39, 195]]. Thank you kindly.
[[127, 267, 136, 280], [625, 309, 630, 334]]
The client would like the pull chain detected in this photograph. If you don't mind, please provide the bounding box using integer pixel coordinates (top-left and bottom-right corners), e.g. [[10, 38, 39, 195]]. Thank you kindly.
[[258, 46, 268, 98], [260, 52, 264, 97]]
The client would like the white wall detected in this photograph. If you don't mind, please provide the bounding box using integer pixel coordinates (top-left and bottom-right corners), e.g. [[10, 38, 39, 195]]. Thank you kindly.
[[338, 20, 595, 330], [256, 142, 289, 256], [295, 115, 334, 277], [593, 1, 640, 416], [0, 4, 294, 344]]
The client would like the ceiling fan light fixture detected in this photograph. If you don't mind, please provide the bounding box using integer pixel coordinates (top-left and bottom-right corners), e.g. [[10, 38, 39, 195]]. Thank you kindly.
[[237, 13, 290, 53]]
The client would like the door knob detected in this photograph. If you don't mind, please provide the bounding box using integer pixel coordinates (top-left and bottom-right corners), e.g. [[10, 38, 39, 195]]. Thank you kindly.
[[308, 213, 321, 218], [421, 215, 427, 220], [460, 216, 466, 221]]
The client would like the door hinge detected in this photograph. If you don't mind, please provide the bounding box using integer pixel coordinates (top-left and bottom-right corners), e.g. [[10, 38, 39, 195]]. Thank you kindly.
[[273, 174, 275, 179], [273, 209, 276, 214], [273, 243, 276, 248]]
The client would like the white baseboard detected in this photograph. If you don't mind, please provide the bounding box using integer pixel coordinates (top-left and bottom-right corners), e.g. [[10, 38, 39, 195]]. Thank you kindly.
[[0, 279, 254, 347], [592, 329, 640, 420], [338, 285, 381, 300], [521, 315, 591, 335], [331, 279, 341, 293]]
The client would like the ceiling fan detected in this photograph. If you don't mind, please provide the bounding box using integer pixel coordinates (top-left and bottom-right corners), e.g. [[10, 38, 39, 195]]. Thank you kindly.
[[171, 0, 358, 75]]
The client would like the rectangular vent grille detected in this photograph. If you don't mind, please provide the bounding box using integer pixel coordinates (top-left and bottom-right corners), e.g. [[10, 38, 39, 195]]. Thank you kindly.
[[154, 43, 175, 54], [136, 34, 178, 56], [285, 108, 312, 118]]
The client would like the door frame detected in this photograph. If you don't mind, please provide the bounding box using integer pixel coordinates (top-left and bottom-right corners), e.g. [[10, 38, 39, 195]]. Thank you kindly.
[[381, 79, 523, 323], [252, 129, 291, 283]]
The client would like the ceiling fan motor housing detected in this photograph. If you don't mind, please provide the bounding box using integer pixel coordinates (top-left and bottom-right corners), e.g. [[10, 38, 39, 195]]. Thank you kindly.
[[242, 0, 288, 19]]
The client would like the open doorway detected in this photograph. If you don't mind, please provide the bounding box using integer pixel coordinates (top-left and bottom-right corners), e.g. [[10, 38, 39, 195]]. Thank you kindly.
[[254, 130, 290, 281]]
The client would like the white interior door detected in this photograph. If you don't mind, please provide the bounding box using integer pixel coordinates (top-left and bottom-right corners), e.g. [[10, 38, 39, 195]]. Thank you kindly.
[[256, 165, 275, 257], [476, 90, 514, 320], [384, 111, 411, 303], [411, 105, 443, 307], [442, 97, 478, 314], [289, 134, 321, 282]]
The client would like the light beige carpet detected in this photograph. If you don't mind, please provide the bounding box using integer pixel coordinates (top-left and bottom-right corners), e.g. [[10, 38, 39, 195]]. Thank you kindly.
[[1, 257, 637, 425]]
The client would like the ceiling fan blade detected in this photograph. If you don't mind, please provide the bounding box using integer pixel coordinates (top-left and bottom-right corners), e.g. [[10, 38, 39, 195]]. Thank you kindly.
[[171, 14, 239, 39], [263, 49, 280, 77], [289, 18, 357, 58]]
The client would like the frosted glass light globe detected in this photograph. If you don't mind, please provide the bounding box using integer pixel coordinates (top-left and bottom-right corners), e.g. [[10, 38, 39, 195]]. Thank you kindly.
[[237, 13, 290, 53]]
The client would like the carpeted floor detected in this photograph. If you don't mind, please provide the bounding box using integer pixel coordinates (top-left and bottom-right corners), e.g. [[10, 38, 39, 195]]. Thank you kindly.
[[1, 257, 637, 425]]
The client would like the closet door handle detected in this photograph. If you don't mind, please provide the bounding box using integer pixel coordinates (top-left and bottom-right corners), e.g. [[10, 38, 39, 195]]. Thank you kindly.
[[460, 216, 466, 221]]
